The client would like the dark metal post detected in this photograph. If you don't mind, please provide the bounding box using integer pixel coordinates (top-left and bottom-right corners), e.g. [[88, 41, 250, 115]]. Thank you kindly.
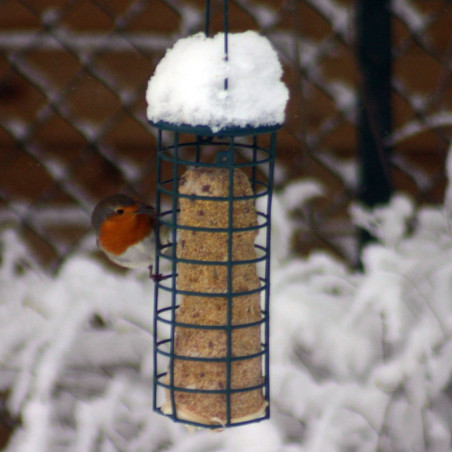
[[356, 0, 393, 212]]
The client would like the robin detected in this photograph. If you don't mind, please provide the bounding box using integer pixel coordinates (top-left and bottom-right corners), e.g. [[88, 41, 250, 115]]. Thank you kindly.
[[91, 193, 163, 280]]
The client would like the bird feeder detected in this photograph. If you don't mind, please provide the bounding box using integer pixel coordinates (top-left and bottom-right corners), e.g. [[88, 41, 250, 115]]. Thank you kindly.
[[147, 0, 288, 430]]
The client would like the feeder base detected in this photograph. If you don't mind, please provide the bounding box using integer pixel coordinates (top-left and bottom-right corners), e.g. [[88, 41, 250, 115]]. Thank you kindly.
[[161, 399, 268, 430]]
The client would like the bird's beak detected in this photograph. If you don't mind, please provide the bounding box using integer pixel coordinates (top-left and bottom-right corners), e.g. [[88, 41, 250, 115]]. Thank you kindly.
[[136, 202, 155, 216]]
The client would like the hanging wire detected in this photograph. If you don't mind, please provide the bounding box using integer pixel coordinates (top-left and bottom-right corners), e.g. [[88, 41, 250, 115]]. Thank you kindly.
[[224, 0, 229, 91], [204, 0, 229, 90]]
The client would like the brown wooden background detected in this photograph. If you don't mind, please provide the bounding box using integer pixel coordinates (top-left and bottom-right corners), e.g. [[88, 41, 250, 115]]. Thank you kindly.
[[0, 0, 452, 273]]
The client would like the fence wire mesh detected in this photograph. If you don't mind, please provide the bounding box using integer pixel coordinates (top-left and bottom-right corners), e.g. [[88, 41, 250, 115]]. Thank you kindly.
[[1, 0, 452, 272]]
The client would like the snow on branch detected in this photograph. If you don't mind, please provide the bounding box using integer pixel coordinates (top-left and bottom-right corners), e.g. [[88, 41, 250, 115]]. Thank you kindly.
[[387, 111, 452, 146], [2, 148, 452, 452]]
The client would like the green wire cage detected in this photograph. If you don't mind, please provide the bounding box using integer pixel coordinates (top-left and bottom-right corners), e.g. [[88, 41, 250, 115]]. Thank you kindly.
[[149, 0, 283, 429]]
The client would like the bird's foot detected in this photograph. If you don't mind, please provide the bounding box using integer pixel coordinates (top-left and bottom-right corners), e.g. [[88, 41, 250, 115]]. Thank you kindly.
[[149, 265, 164, 282]]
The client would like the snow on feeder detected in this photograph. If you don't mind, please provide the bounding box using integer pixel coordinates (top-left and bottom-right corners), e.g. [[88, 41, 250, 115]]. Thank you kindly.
[[147, 1, 288, 429]]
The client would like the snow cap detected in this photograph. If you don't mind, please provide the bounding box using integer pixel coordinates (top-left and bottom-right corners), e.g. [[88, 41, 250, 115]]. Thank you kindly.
[[146, 31, 289, 133]]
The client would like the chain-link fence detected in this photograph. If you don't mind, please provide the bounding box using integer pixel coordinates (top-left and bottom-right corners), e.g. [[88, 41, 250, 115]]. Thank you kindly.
[[1, 0, 452, 273]]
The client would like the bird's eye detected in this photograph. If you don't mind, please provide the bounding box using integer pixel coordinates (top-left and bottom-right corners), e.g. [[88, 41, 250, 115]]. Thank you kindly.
[[115, 208, 124, 215]]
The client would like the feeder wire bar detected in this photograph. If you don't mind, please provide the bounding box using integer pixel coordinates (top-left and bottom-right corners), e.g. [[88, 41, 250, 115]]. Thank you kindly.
[[168, 131, 180, 420]]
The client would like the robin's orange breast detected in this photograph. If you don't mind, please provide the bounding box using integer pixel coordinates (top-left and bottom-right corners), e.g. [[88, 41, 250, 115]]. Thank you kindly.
[[99, 210, 154, 256]]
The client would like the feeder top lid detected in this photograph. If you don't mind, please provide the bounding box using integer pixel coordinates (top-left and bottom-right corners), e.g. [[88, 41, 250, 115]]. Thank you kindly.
[[146, 31, 289, 135]]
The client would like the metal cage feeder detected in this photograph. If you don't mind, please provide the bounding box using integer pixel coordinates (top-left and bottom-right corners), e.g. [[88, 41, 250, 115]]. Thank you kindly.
[[149, 0, 284, 430]]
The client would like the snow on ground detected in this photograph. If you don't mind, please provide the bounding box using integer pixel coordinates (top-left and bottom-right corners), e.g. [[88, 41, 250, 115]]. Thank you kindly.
[[1, 168, 452, 450], [146, 31, 289, 132]]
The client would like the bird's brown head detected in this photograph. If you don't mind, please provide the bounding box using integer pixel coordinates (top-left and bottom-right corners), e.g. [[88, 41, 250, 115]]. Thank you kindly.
[[91, 194, 156, 255]]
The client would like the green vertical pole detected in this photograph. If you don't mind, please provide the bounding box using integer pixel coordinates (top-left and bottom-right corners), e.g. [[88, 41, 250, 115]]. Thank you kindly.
[[356, 0, 393, 226]]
